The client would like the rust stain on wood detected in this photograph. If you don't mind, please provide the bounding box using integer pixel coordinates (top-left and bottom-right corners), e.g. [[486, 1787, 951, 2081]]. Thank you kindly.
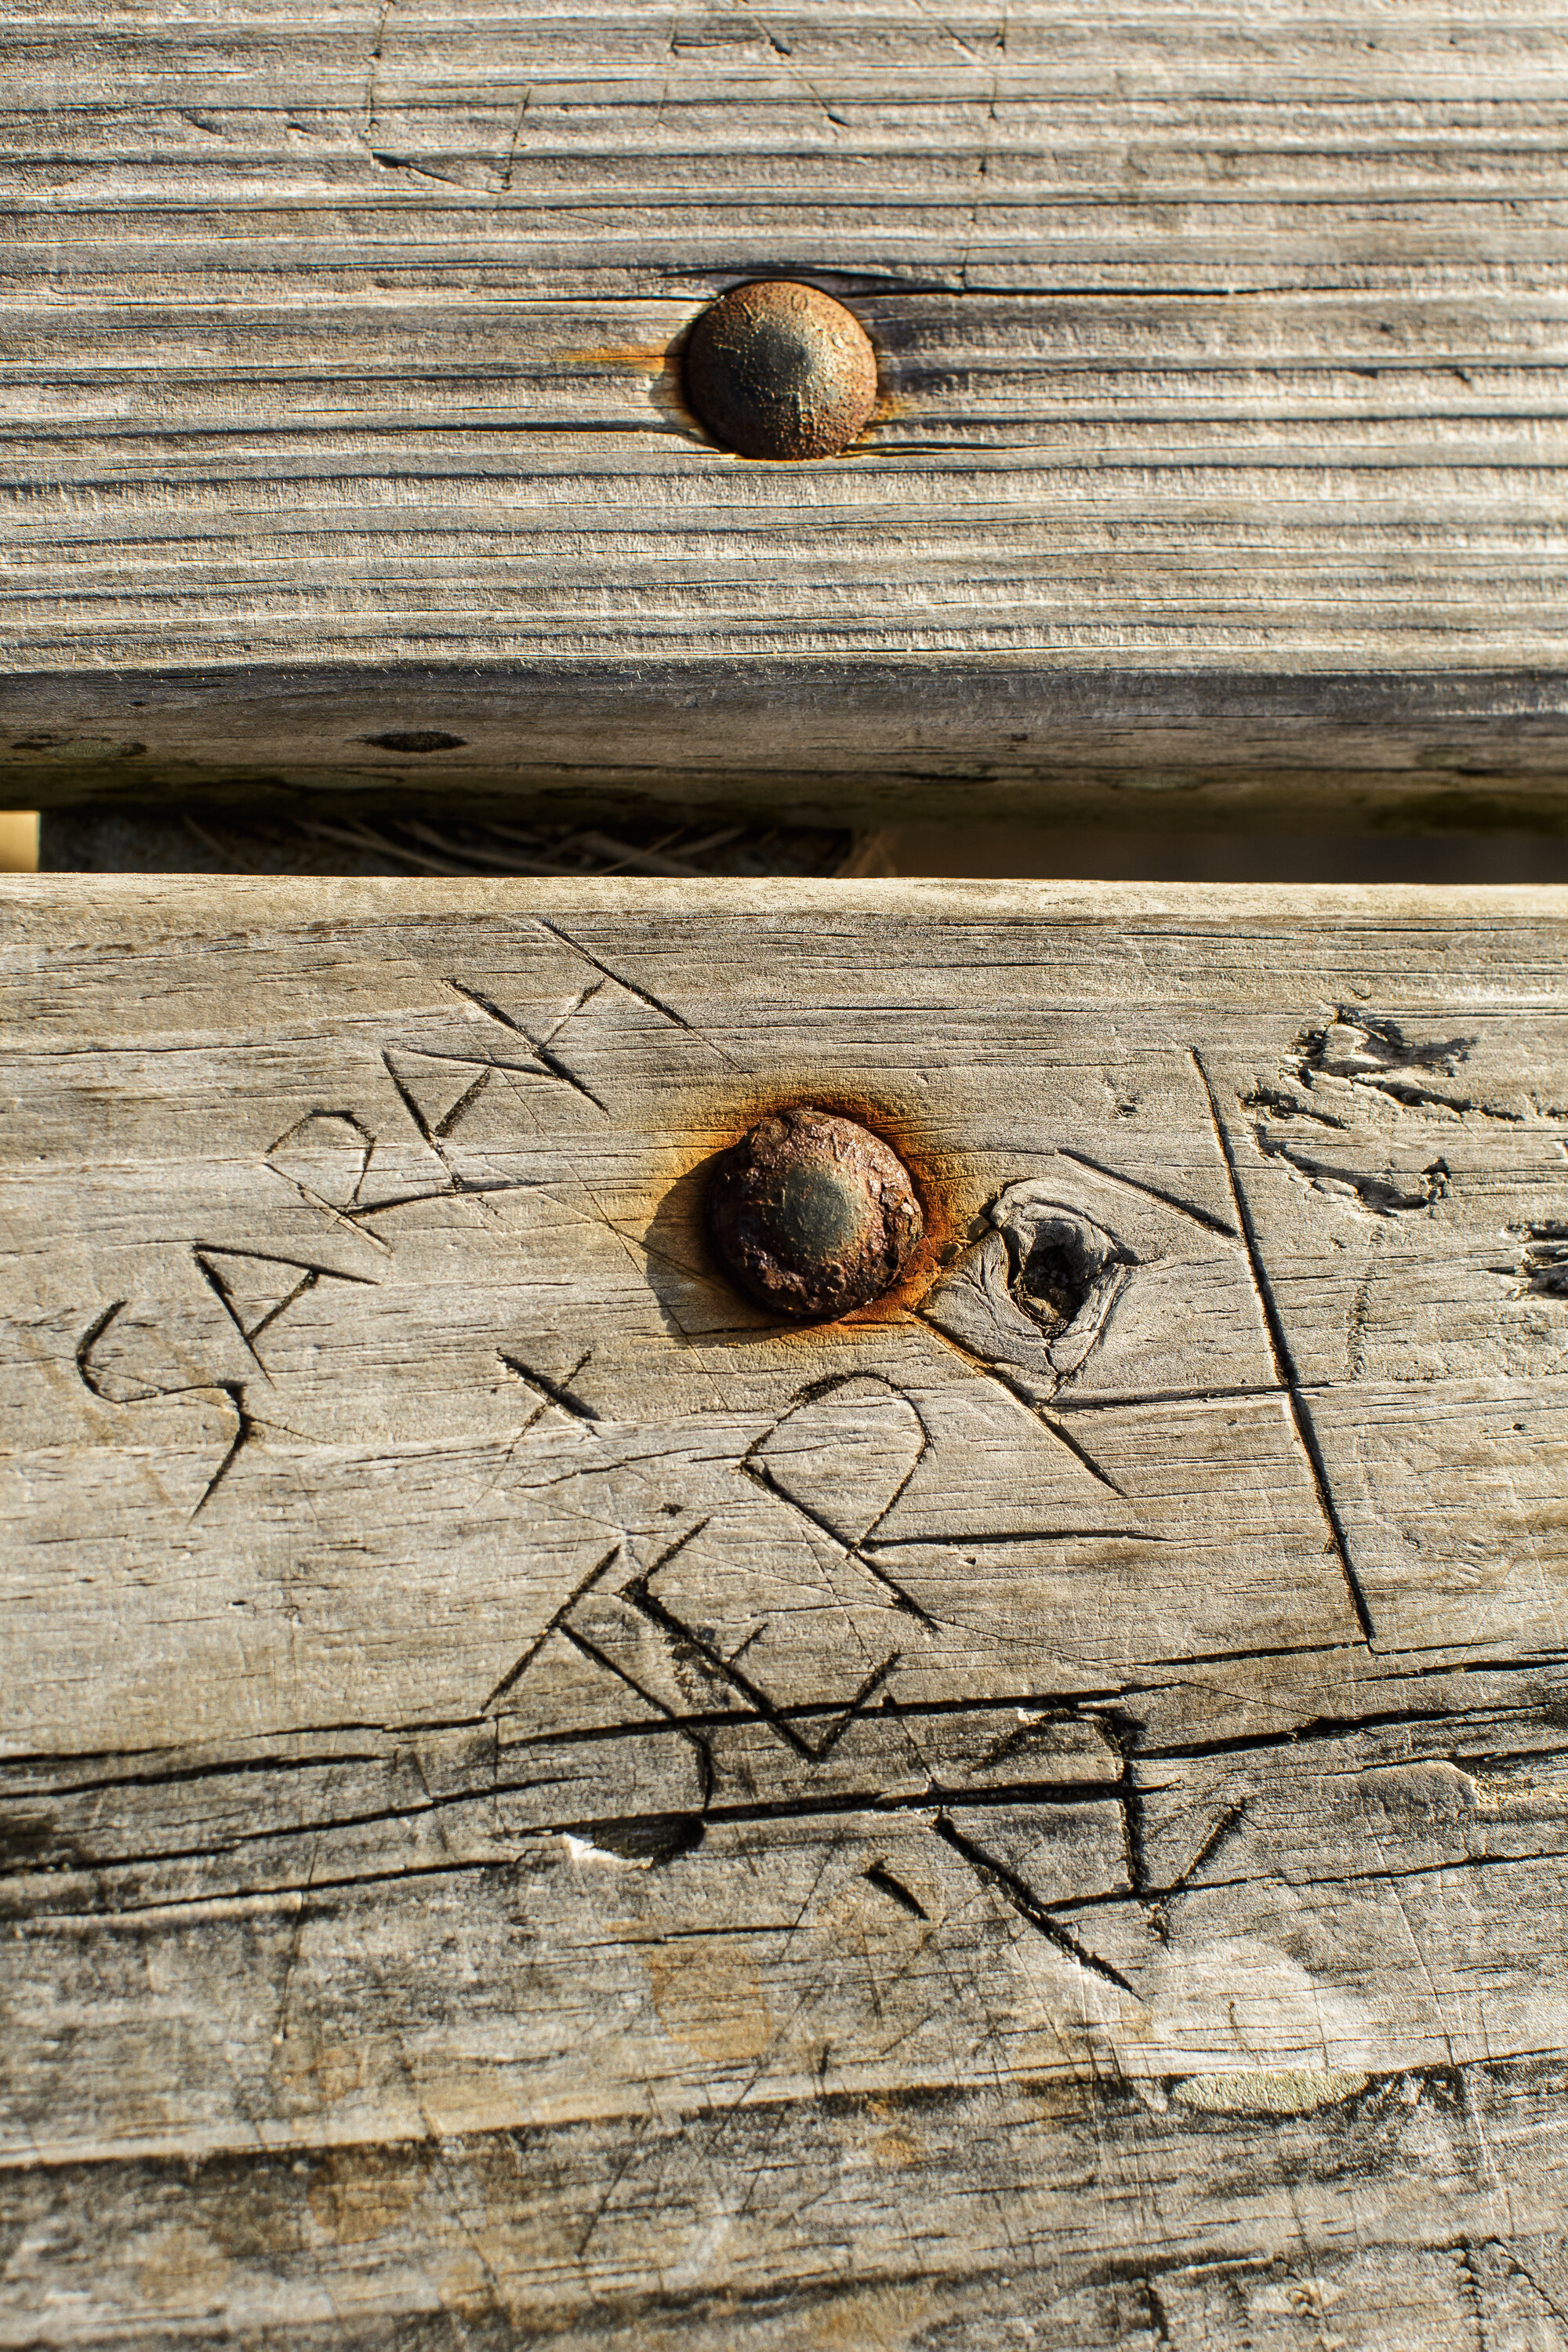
[[555, 345, 670, 372], [645, 1084, 971, 1338]]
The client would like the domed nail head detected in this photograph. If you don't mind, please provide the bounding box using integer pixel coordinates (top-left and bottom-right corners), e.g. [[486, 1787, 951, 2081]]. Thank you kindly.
[[683, 281, 879, 461], [707, 1108, 924, 1321]]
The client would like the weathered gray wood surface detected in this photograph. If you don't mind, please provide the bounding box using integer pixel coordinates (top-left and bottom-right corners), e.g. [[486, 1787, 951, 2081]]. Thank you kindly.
[[5, 4, 1568, 815], [5, 877, 1568, 2346]]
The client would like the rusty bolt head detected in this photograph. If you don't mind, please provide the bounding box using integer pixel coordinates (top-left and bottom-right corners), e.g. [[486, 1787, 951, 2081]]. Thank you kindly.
[[707, 1107, 924, 1322], [683, 281, 878, 461]]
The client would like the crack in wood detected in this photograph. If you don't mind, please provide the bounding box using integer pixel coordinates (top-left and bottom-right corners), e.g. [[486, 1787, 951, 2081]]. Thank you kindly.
[[443, 976, 611, 1113], [1054, 1145, 1240, 1239], [1192, 1048, 1377, 1647], [862, 1862, 930, 1919], [498, 1348, 600, 1425], [909, 1309, 1127, 1491], [931, 1812, 1139, 1994], [188, 1382, 254, 1519], [17, 1663, 1564, 1803], [534, 917, 743, 1069], [481, 1544, 622, 1712], [622, 1523, 906, 1763]]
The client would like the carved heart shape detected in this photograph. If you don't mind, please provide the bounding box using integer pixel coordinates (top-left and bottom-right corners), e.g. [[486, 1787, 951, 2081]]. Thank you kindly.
[[748, 1373, 927, 1550]]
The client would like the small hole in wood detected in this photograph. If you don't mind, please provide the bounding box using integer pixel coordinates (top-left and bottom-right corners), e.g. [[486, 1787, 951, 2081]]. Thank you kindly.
[[358, 731, 467, 753]]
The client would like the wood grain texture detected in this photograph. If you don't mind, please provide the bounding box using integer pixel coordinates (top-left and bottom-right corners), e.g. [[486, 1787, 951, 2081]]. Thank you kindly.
[[5, 875, 1568, 2345], [5, 4, 1568, 811]]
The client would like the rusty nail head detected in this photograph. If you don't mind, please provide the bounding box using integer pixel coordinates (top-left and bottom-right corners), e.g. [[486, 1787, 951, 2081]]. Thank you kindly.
[[683, 281, 878, 461], [707, 1107, 924, 1321]]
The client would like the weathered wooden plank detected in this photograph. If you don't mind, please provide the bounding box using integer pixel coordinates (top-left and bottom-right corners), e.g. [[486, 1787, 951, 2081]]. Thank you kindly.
[[4, 877, 1568, 2343], [5, 4, 1568, 811]]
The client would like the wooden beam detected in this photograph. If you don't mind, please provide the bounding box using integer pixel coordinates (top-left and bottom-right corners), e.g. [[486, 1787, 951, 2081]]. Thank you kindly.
[[5, 878, 1568, 2342], [5, 4, 1568, 812]]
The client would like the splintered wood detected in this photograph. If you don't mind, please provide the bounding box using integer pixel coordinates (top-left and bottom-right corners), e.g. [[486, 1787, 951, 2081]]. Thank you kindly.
[[4, 880, 1568, 2348]]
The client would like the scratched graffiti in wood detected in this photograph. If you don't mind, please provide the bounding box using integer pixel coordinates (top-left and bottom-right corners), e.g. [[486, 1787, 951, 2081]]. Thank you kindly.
[[5, 880, 1568, 2347]]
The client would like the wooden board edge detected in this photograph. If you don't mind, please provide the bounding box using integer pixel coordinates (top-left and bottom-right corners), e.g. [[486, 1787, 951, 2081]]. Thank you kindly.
[[7, 874, 1568, 926]]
